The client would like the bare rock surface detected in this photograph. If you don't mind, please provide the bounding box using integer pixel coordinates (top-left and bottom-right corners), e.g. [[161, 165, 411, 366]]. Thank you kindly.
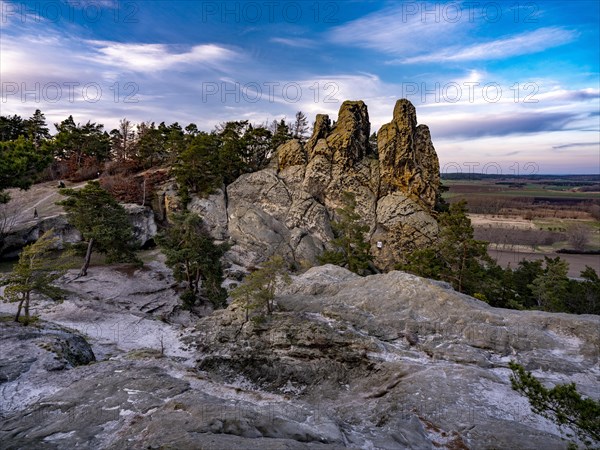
[[1, 264, 598, 449]]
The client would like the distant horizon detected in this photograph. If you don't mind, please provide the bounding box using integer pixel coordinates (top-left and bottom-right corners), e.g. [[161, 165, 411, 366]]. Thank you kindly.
[[441, 172, 600, 177], [1, 0, 599, 173]]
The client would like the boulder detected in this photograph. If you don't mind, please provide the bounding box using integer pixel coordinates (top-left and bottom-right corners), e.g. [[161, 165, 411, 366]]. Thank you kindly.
[[1, 203, 157, 256], [0, 215, 81, 258], [277, 139, 307, 171], [187, 188, 229, 240], [122, 204, 158, 247]]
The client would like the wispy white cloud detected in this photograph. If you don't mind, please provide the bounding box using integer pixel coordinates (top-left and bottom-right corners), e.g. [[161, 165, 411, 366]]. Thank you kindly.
[[329, 4, 464, 56], [270, 37, 316, 48], [395, 27, 577, 64], [86, 41, 238, 72], [552, 142, 600, 150], [330, 4, 575, 64]]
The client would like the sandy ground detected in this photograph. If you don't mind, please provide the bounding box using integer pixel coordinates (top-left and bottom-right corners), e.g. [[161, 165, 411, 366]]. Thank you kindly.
[[469, 214, 537, 230]]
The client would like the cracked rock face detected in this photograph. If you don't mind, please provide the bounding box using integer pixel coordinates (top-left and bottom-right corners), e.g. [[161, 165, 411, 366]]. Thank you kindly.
[[378, 99, 440, 210], [224, 99, 439, 270]]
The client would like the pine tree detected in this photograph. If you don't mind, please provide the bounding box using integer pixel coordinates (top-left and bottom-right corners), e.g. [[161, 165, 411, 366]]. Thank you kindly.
[[271, 119, 292, 151], [25, 109, 51, 147], [528, 256, 570, 312], [0, 136, 52, 203], [50, 116, 111, 168], [231, 255, 290, 320], [157, 212, 228, 309], [319, 191, 372, 275], [135, 122, 165, 168], [402, 201, 492, 293], [509, 361, 600, 446], [58, 181, 139, 277], [0, 114, 26, 141], [291, 111, 310, 143], [172, 132, 222, 204], [110, 118, 136, 161], [1, 230, 69, 323]]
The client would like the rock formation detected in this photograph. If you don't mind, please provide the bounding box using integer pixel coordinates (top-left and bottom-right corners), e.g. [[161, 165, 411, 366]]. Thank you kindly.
[[224, 99, 440, 270], [378, 99, 440, 210], [4, 204, 157, 253]]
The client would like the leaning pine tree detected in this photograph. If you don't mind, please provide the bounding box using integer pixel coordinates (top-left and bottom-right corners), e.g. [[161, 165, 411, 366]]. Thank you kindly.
[[1, 229, 69, 323], [58, 181, 139, 277]]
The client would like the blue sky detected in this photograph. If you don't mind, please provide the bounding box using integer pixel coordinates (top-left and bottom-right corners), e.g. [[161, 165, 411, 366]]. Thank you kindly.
[[1, 0, 599, 174]]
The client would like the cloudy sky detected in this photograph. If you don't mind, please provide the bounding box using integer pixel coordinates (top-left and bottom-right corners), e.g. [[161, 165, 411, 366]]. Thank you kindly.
[[1, 0, 599, 174]]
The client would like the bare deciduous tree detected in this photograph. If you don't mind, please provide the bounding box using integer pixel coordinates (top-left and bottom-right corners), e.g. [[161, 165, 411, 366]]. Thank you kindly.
[[567, 224, 590, 252]]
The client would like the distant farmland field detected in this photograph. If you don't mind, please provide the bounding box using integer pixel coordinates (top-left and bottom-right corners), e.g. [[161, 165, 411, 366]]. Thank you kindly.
[[441, 174, 600, 275]]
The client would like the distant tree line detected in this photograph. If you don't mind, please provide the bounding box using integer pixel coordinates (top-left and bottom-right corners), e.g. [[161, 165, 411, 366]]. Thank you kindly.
[[0, 110, 312, 204], [401, 201, 600, 315]]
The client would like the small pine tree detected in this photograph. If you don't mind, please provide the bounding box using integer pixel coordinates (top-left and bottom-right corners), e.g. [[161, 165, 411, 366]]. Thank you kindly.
[[58, 181, 139, 277], [402, 201, 491, 293], [291, 111, 310, 143], [319, 191, 372, 275], [1, 230, 69, 323], [271, 119, 292, 150], [231, 255, 290, 320], [157, 212, 228, 309], [509, 361, 600, 446]]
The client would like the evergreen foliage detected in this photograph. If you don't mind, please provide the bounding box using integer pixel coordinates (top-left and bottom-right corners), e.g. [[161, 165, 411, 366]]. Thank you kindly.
[[291, 111, 310, 143], [319, 191, 372, 275], [403, 201, 492, 293], [509, 361, 600, 447], [528, 257, 570, 312], [231, 255, 291, 319], [1, 230, 69, 323], [49, 116, 111, 165], [0, 136, 52, 203], [157, 212, 228, 309], [58, 181, 139, 276]]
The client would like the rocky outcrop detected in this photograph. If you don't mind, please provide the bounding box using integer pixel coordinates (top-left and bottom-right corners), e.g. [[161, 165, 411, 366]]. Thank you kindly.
[[277, 139, 307, 171], [191, 265, 599, 449], [225, 99, 440, 270], [0, 316, 95, 416], [187, 188, 229, 241], [0, 215, 81, 258], [123, 204, 158, 247], [1, 198, 158, 256], [378, 99, 440, 209], [3, 265, 595, 449], [149, 99, 438, 270]]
